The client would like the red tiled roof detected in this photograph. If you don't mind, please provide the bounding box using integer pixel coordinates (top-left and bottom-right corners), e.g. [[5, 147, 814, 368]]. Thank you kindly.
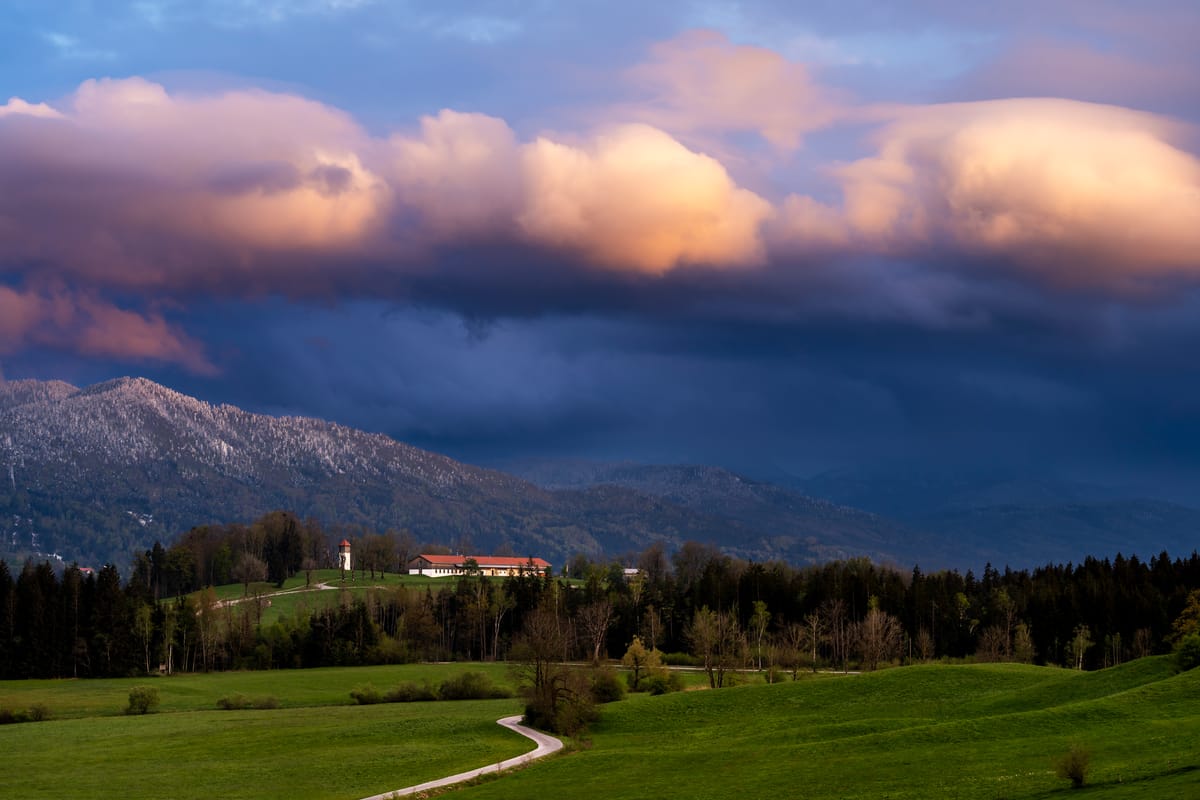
[[413, 554, 550, 568]]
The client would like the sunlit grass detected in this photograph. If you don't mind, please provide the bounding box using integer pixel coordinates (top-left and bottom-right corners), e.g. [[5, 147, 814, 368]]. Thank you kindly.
[[4, 658, 1198, 799]]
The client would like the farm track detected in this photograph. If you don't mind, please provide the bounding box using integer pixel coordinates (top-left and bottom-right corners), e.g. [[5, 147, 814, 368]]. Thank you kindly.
[[357, 715, 563, 800]]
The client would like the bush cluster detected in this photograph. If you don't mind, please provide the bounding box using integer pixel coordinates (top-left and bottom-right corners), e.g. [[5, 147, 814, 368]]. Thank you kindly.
[[126, 686, 160, 715], [438, 672, 511, 700], [385, 681, 438, 703], [642, 673, 682, 695], [0, 704, 50, 724], [216, 694, 280, 710], [590, 669, 626, 703], [1175, 633, 1200, 672], [351, 672, 512, 705], [1055, 743, 1091, 789]]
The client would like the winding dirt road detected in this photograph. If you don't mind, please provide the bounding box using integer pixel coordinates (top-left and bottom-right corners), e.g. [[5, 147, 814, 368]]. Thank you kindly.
[[356, 715, 563, 800]]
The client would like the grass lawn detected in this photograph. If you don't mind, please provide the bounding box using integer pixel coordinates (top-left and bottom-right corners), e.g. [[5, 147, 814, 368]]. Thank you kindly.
[[0, 663, 526, 800], [0, 699, 525, 800], [455, 657, 1200, 800], [178, 570, 489, 626], [3, 658, 1198, 799], [0, 662, 517, 719]]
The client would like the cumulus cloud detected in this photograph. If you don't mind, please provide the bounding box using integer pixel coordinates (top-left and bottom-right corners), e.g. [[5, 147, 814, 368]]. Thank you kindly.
[[519, 124, 773, 272], [622, 29, 843, 151], [3, 43, 1200, 373], [384, 110, 522, 239], [0, 77, 389, 298], [0, 97, 61, 118], [833, 99, 1200, 281], [0, 77, 771, 288]]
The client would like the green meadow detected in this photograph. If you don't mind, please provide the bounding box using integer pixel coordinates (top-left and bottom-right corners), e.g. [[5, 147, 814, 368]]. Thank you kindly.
[[190, 570, 580, 626], [2, 658, 1198, 799], [457, 658, 1200, 800], [0, 663, 525, 800], [195, 569, 455, 625]]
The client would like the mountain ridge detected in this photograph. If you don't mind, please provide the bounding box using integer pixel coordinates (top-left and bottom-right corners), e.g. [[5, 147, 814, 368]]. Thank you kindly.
[[5, 377, 1197, 572], [0, 377, 914, 570]]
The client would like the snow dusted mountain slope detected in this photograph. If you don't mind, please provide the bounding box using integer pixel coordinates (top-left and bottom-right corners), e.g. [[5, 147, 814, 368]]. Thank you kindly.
[[1, 377, 569, 566], [0, 379, 78, 412], [0, 377, 926, 571], [6, 377, 505, 490]]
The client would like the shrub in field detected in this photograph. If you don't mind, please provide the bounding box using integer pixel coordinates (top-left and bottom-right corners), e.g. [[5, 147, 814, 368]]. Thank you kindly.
[[217, 694, 279, 710], [350, 684, 384, 705], [218, 693, 250, 710], [1175, 633, 1200, 672], [0, 707, 27, 724], [27, 703, 50, 721], [643, 673, 682, 695], [524, 669, 598, 737], [590, 668, 626, 703], [1055, 743, 1091, 789], [438, 671, 511, 700], [126, 686, 160, 715], [385, 681, 437, 703]]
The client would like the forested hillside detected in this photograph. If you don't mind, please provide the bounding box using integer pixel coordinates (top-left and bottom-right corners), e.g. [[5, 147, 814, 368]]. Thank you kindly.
[[3, 511, 1199, 680]]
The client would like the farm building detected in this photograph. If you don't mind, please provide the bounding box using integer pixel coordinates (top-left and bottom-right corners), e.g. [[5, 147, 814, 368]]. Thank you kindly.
[[408, 554, 551, 578]]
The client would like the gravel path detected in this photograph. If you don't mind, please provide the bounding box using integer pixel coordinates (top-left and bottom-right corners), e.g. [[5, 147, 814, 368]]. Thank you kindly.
[[357, 715, 563, 800]]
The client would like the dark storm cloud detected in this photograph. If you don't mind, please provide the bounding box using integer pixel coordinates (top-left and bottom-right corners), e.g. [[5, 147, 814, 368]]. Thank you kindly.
[[3, 2, 1200, 485]]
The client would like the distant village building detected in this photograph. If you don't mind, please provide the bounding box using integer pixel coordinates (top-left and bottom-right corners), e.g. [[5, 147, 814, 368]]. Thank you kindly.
[[338, 538, 352, 572], [408, 554, 551, 578]]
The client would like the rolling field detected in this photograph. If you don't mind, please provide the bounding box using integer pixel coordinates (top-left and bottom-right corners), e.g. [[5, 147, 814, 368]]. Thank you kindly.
[[2, 658, 1198, 799], [0, 663, 525, 800], [192, 570, 457, 626], [454, 658, 1200, 800], [189, 571, 579, 627]]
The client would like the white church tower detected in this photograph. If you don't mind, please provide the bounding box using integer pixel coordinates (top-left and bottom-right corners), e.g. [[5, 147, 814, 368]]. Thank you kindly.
[[338, 538, 352, 573]]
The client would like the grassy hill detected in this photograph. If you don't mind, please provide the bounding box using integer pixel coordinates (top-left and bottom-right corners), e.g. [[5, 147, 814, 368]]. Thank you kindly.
[[459, 658, 1200, 800], [2, 659, 1198, 799]]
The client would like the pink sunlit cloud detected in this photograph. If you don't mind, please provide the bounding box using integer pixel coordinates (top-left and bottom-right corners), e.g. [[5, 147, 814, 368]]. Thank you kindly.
[[2, 26, 1200, 373]]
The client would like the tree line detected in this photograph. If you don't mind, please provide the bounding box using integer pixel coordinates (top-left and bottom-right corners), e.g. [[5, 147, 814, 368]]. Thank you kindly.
[[2, 511, 1200, 681]]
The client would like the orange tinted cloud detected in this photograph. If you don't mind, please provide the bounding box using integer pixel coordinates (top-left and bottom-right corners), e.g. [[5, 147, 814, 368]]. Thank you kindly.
[[834, 99, 1200, 279], [3, 54, 1200, 375], [0, 77, 388, 294], [0, 285, 213, 373], [519, 124, 773, 272], [384, 109, 522, 239], [383, 112, 774, 271], [1, 77, 771, 285]]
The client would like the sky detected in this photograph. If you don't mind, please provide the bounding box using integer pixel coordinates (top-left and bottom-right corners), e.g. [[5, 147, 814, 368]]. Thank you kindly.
[[2, 0, 1200, 490]]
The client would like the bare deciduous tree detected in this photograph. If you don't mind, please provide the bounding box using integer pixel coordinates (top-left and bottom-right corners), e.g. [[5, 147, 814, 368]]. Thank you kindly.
[[578, 600, 614, 664], [1069, 624, 1093, 670], [749, 600, 770, 671], [232, 553, 267, 596], [688, 605, 744, 688], [915, 627, 935, 662], [821, 599, 849, 673], [854, 601, 903, 671]]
